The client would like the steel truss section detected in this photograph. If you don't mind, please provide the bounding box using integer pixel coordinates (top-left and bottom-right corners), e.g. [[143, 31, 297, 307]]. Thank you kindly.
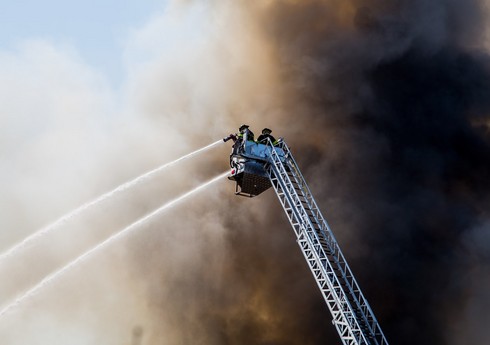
[[265, 139, 389, 345]]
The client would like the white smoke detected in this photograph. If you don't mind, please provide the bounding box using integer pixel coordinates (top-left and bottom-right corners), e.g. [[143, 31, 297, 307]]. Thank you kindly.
[[0, 1, 285, 344]]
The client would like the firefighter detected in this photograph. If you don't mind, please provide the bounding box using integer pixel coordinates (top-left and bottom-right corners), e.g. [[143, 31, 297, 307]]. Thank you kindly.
[[224, 124, 256, 143], [257, 127, 276, 144], [223, 124, 254, 156], [238, 124, 255, 142]]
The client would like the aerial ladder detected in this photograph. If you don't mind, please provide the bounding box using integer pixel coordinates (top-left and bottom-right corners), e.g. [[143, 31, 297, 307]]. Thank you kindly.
[[224, 129, 389, 345]]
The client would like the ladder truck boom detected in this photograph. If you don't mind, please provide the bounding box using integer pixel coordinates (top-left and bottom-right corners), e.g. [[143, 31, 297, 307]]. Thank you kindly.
[[225, 134, 389, 345]]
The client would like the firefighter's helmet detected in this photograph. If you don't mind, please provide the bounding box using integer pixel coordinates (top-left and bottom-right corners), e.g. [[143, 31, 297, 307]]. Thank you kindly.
[[239, 124, 249, 132]]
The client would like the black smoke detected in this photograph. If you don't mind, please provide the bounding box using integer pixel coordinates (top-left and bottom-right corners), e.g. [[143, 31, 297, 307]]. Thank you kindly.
[[131, 1, 490, 344], [247, 1, 490, 344]]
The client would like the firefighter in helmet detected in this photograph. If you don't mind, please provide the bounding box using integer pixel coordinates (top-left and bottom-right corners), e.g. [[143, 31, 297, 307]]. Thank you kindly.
[[223, 124, 255, 156], [238, 124, 255, 142], [223, 124, 255, 143], [257, 127, 276, 145]]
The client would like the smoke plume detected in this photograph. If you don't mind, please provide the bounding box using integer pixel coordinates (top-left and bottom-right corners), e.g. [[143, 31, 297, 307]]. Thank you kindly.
[[1, 1, 490, 344], [129, 1, 490, 344], [248, 1, 490, 344]]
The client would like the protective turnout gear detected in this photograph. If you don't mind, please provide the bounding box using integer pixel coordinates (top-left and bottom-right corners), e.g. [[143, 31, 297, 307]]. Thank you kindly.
[[237, 124, 255, 142], [239, 124, 249, 132], [257, 128, 276, 144]]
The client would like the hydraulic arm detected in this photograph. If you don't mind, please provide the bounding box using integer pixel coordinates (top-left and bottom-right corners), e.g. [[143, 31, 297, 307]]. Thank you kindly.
[[227, 137, 389, 345]]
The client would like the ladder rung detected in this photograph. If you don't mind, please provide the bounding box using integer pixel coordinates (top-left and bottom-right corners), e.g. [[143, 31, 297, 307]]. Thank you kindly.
[[267, 144, 389, 345]]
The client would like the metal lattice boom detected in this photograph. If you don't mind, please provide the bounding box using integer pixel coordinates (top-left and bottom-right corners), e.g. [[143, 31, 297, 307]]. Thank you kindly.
[[265, 139, 389, 345]]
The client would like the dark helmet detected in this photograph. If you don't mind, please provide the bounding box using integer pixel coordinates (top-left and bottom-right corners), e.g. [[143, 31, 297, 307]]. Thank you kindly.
[[239, 124, 249, 132], [262, 128, 272, 134]]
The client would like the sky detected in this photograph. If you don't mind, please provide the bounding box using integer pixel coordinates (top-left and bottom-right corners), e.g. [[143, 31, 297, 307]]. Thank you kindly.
[[0, 0, 166, 87]]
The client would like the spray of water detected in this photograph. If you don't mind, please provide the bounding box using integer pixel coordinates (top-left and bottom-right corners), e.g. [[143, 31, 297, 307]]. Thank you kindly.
[[0, 171, 229, 319], [0, 139, 223, 263]]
